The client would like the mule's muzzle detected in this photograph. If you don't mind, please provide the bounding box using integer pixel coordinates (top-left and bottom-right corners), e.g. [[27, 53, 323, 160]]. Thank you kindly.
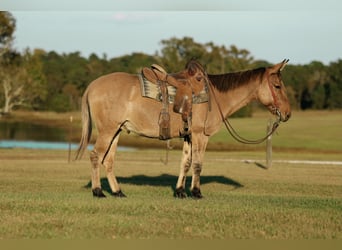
[[282, 111, 291, 122], [271, 106, 291, 122], [278, 109, 291, 122]]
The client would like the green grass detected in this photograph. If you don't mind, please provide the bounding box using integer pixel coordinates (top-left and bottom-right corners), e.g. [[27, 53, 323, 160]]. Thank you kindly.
[[0, 110, 341, 239], [209, 110, 342, 152], [0, 149, 341, 239]]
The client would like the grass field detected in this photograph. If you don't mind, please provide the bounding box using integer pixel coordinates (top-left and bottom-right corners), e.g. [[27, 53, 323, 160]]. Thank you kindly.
[[0, 110, 341, 239], [0, 148, 341, 239]]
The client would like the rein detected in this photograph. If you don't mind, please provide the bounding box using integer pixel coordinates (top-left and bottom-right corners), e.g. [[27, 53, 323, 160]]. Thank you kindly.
[[208, 80, 281, 145]]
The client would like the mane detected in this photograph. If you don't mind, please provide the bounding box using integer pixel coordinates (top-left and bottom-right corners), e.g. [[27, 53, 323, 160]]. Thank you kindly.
[[208, 67, 266, 92]]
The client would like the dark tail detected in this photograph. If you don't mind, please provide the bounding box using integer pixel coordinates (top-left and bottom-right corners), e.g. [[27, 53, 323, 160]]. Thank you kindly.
[[75, 90, 92, 160]]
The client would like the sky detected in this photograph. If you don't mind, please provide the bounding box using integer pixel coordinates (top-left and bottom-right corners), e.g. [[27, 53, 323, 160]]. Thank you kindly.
[[2, 0, 342, 65]]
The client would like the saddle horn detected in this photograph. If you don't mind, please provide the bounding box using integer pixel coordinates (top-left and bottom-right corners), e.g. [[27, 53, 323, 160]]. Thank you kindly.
[[151, 64, 167, 74]]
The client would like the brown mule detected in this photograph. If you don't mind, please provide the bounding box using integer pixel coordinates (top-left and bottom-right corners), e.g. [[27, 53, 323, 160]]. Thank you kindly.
[[76, 59, 291, 198]]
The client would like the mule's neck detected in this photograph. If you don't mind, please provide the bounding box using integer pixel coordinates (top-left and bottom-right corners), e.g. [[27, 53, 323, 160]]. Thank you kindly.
[[208, 68, 265, 118]]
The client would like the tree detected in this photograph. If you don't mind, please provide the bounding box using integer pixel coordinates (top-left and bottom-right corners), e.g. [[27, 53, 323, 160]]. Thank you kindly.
[[108, 52, 157, 74], [21, 49, 48, 110], [158, 37, 255, 74], [325, 60, 342, 109], [39, 51, 84, 111], [0, 49, 47, 113], [0, 12, 47, 113], [202, 42, 227, 73], [0, 11, 15, 58], [0, 12, 19, 113], [0, 62, 27, 113], [226, 45, 254, 71], [87, 53, 108, 82], [158, 37, 207, 72]]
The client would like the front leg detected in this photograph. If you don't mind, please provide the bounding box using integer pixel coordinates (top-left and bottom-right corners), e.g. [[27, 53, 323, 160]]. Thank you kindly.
[[190, 163, 203, 199], [190, 133, 209, 199], [175, 140, 192, 198]]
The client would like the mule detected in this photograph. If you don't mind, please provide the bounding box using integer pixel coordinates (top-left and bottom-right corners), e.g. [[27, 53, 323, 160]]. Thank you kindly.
[[76, 59, 291, 198]]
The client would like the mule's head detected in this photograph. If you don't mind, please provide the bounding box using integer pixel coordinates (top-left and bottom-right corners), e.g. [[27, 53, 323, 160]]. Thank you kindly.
[[258, 59, 291, 122]]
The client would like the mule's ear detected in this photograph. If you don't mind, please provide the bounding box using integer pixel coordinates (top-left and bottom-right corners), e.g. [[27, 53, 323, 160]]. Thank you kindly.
[[270, 59, 289, 73], [279, 59, 289, 72]]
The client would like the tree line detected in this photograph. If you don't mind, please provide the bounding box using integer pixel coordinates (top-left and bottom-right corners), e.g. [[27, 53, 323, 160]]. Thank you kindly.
[[1, 12, 342, 114]]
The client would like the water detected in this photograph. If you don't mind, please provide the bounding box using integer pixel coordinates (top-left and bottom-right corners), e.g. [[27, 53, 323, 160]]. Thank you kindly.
[[0, 121, 134, 151], [0, 122, 65, 142], [0, 139, 90, 150]]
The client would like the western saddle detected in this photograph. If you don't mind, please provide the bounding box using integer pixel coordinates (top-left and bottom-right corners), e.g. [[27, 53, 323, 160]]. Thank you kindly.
[[141, 64, 206, 140]]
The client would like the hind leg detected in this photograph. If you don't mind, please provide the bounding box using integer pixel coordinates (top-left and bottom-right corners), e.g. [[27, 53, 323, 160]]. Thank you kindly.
[[90, 149, 106, 197], [90, 130, 124, 198], [102, 133, 126, 197]]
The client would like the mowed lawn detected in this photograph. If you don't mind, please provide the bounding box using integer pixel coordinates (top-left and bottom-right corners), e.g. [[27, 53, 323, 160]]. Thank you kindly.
[[208, 110, 342, 152], [0, 110, 341, 239], [0, 148, 341, 239]]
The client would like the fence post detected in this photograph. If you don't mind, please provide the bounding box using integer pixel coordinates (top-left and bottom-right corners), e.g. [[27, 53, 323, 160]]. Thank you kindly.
[[68, 116, 73, 163], [266, 119, 272, 169]]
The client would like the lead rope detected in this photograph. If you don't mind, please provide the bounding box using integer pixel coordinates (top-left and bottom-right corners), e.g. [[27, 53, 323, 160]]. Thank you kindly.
[[222, 113, 280, 144], [208, 81, 281, 145]]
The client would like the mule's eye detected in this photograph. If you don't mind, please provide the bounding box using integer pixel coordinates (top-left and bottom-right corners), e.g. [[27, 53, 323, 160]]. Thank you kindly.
[[274, 85, 281, 89]]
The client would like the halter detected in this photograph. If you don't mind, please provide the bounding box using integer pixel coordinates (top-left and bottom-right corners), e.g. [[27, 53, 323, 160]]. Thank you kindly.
[[267, 74, 282, 119], [208, 77, 281, 145]]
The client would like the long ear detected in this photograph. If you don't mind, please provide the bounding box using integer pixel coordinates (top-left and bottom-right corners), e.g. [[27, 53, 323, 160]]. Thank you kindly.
[[270, 59, 289, 73], [279, 59, 289, 72]]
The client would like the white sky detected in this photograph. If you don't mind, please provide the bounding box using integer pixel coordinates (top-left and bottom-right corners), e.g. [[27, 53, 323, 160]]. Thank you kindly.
[[2, 0, 342, 65]]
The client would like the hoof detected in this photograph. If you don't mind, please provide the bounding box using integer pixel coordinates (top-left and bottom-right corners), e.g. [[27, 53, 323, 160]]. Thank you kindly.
[[92, 187, 106, 198], [191, 188, 203, 199], [112, 190, 126, 198], [174, 188, 187, 199]]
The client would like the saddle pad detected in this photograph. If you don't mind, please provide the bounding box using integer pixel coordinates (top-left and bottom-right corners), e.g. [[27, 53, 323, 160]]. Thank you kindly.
[[138, 74, 209, 104]]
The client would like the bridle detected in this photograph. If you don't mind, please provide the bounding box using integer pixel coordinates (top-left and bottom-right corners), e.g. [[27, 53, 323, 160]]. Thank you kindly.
[[208, 77, 281, 145], [268, 73, 283, 119]]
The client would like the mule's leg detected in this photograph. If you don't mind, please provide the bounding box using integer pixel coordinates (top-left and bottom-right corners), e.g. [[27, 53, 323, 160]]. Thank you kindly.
[[101, 133, 126, 198], [90, 149, 106, 197], [90, 130, 124, 198], [190, 133, 209, 199], [175, 139, 192, 198]]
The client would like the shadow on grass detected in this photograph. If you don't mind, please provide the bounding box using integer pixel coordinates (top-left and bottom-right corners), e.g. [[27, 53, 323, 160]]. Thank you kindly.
[[243, 160, 269, 170], [84, 174, 243, 196], [254, 162, 269, 170]]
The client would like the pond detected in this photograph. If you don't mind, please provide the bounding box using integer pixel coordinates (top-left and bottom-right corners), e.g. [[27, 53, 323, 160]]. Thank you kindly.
[[0, 121, 134, 151], [0, 122, 66, 142], [0, 139, 90, 150]]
